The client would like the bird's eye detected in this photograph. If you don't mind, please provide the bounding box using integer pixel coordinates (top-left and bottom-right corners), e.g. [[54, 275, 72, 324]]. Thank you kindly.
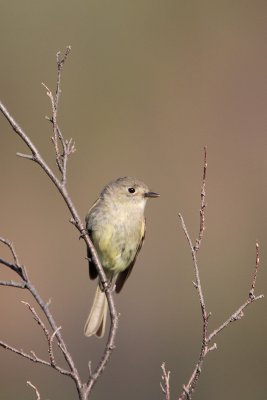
[[128, 187, 135, 194]]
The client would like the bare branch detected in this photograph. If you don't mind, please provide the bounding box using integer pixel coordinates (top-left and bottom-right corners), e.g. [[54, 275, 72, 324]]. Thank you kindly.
[[21, 301, 75, 376], [208, 242, 264, 343], [0, 340, 51, 368], [0, 237, 27, 279], [207, 343, 217, 353], [26, 279, 81, 383], [49, 326, 62, 367], [0, 47, 118, 399], [21, 301, 61, 367], [88, 361, 93, 379], [182, 385, 191, 400], [178, 214, 207, 321], [194, 145, 207, 252], [22, 301, 50, 335], [175, 148, 264, 400], [178, 211, 209, 399], [42, 46, 74, 185], [250, 241, 260, 296], [0, 280, 26, 289], [27, 381, 41, 400], [0, 239, 81, 389], [55, 47, 71, 111], [160, 362, 171, 400], [16, 152, 34, 160], [0, 258, 21, 275], [0, 236, 20, 266], [0, 317, 73, 378]]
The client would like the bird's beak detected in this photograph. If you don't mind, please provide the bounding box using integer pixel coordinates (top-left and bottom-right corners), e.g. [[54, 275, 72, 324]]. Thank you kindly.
[[145, 191, 160, 198]]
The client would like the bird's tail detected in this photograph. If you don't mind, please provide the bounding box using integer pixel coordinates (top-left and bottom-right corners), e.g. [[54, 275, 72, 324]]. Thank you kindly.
[[84, 285, 108, 338]]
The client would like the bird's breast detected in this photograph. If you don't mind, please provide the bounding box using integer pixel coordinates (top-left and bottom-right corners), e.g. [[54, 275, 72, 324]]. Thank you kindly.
[[90, 207, 144, 274]]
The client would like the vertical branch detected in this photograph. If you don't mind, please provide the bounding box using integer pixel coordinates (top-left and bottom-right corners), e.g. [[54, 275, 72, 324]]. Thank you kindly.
[[176, 148, 263, 400], [42, 46, 74, 184], [178, 214, 209, 400], [177, 147, 210, 399], [194, 145, 207, 252], [250, 242, 260, 296], [160, 362, 171, 400]]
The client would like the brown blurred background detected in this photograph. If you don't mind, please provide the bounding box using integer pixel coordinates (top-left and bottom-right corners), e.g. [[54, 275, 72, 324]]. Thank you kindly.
[[0, 1, 266, 399]]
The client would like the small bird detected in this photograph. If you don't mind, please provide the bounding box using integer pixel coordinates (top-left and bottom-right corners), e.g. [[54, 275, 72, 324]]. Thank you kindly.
[[84, 177, 159, 338]]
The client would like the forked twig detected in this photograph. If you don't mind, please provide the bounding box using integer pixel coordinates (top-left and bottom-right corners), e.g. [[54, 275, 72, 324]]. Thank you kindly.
[[42, 46, 75, 184], [208, 246, 263, 344], [160, 362, 171, 400], [0, 241, 73, 378], [0, 237, 25, 278], [0, 47, 118, 400], [21, 301, 62, 368], [163, 147, 263, 400]]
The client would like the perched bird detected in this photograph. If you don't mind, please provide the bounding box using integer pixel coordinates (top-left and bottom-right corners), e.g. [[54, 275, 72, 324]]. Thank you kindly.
[[84, 177, 159, 338]]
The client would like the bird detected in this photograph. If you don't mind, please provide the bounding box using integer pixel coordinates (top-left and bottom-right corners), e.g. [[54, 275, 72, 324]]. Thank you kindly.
[[84, 176, 159, 338]]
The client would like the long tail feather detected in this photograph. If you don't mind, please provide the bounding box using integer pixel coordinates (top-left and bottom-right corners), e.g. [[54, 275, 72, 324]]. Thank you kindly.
[[84, 286, 108, 338]]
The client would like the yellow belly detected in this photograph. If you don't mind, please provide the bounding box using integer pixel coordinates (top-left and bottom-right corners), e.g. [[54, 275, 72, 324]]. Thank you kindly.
[[91, 220, 142, 275]]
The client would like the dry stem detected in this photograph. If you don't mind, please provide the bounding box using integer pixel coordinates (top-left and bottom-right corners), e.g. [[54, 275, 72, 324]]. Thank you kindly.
[[160, 362, 171, 400], [160, 147, 263, 400], [0, 47, 118, 400], [27, 381, 41, 400]]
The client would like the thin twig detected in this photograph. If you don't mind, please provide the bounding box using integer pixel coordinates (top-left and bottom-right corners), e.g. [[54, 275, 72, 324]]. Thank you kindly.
[[0, 318, 73, 378], [27, 381, 41, 400], [0, 280, 26, 289], [250, 241, 260, 296], [22, 301, 51, 337], [0, 237, 25, 278], [42, 46, 75, 185], [49, 326, 62, 367], [26, 279, 81, 382], [0, 237, 20, 265], [160, 362, 171, 400], [21, 301, 60, 367], [208, 242, 263, 343], [0, 234, 81, 391], [0, 340, 50, 368], [178, 214, 207, 321], [178, 214, 209, 400], [194, 145, 207, 252], [16, 152, 33, 160]]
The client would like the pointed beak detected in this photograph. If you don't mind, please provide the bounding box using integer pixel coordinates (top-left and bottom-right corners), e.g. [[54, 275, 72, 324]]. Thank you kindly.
[[144, 191, 160, 198]]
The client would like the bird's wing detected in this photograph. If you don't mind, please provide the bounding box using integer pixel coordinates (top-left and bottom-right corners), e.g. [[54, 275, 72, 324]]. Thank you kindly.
[[87, 237, 98, 279], [115, 219, 146, 293], [85, 198, 101, 280]]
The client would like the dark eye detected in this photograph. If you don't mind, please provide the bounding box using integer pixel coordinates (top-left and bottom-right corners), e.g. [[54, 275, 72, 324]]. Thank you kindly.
[[128, 187, 135, 194]]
